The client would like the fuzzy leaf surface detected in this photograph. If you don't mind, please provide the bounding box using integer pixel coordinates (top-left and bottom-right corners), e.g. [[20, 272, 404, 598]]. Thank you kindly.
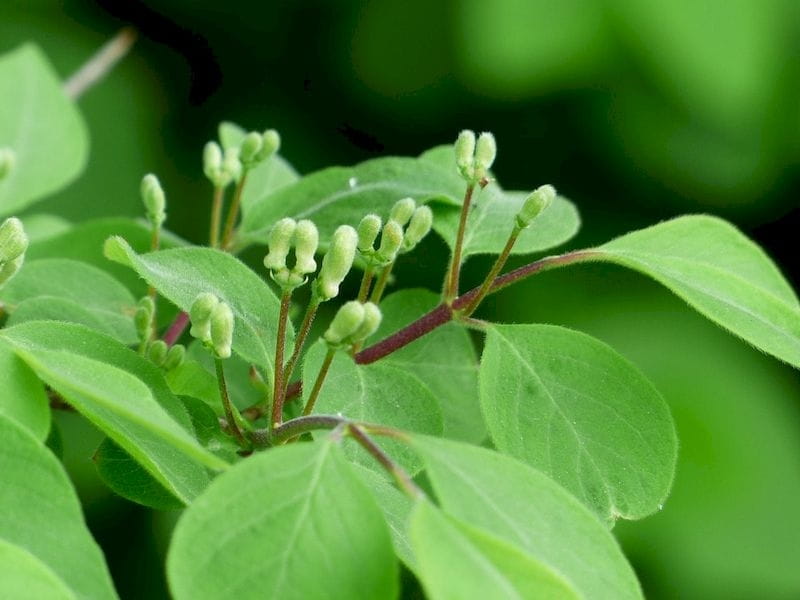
[[0, 339, 49, 439], [481, 324, 677, 523], [412, 436, 643, 600], [0, 44, 88, 215], [410, 500, 579, 600], [593, 215, 800, 367], [0, 414, 117, 599], [167, 441, 398, 600]]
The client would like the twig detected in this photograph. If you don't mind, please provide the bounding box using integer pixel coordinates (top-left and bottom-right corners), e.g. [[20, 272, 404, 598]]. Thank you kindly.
[[63, 28, 138, 100]]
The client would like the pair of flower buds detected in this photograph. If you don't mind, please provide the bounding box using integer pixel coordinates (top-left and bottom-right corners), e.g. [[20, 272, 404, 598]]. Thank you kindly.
[[455, 130, 497, 184], [357, 197, 433, 268], [189, 293, 235, 359], [0, 217, 28, 288], [134, 297, 185, 369], [203, 129, 281, 189]]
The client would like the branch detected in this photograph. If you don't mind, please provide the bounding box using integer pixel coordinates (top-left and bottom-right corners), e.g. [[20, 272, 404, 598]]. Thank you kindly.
[[63, 28, 138, 100]]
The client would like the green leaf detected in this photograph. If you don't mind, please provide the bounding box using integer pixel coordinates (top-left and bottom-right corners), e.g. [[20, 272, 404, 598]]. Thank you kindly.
[[410, 500, 580, 600], [26, 217, 185, 296], [420, 145, 581, 257], [376, 289, 484, 443], [412, 436, 643, 600], [167, 440, 398, 600], [218, 121, 299, 215], [0, 44, 89, 215], [1, 322, 227, 504], [238, 156, 463, 247], [19, 213, 72, 243], [481, 324, 677, 523], [0, 339, 49, 440], [0, 258, 137, 343], [303, 340, 443, 472], [0, 414, 117, 599], [0, 538, 76, 600], [165, 360, 221, 411], [593, 215, 800, 367], [104, 237, 289, 381]]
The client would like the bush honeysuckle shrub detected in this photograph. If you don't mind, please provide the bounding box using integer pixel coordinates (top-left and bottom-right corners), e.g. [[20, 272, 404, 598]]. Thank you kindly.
[[1, 37, 799, 600]]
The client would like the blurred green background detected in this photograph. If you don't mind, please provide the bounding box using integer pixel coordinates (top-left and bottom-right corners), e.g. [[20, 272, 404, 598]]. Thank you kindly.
[[2, 0, 800, 598]]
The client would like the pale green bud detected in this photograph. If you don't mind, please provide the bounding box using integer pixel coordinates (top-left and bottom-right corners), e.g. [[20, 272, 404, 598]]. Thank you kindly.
[[210, 302, 234, 359], [141, 174, 166, 227], [134, 296, 155, 340], [0, 254, 23, 287], [148, 340, 168, 366], [239, 132, 263, 167], [264, 218, 297, 271], [474, 132, 496, 179], [376, 220, 403, 264], [317, 225, 357, 300], [0, 148, 15, 180], [516, 184, 555, 229], [402, 205, 433, 252], [222, 147, 243, 183], [324, 301, 365, 347], [163, 344, 186, 371], [189, 292, 220, 342], [389, 197, 416, 226], [357, 214, 382, 253], [203, 141, 223, 180], [351, 302, 382, 343], [0, 217, 28, 261], [255, 129, 281, 162], [293, 219, 319, 276], [455, 130, 476, 181]]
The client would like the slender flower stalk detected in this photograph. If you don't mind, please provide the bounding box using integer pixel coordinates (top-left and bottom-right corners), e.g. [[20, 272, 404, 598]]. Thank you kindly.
[[270, 290, 293, 429], [461, 228, 520, 316], [370, 262, 394, 304], [220, 171, 248, 250], [215, 358, 247, 448], [209, 186, 224, 248], [282, 294, 321, 386], [302, 348, 335, 416], [444, 183, 475, 301], [357, 267, 375, 303]]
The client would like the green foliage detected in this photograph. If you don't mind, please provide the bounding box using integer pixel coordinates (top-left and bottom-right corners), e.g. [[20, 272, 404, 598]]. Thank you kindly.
[[1, 39, 799, 599]]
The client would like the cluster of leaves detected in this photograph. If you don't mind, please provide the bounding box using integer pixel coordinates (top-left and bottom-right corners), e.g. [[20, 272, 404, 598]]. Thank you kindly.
[[1, 42, 799, 600]]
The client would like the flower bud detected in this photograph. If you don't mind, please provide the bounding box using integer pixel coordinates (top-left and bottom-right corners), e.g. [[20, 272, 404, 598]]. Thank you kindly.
[[474, 132, 496, 179], [210, 302, 234, 359], [163, 344, 186, 370], [516, 184, 555, 229], [0, 217, 28, 262], [357, 214, 382, 253], [293, 219, 319, 276], [140, 174, 166, 227], [402, 205, 433, 252], [189, 292, 220, 342], [454, 130, 476, 181], [0, 148, 15, 180], [317, 225, 357, 300], [264, 218, 297, 272], [324, 301, 365, 347], [239, 132, 264, 167], [203, 141, 223, 179], [389, 197, 416, 226], [0, 255, 23, 287], [222, 148, 243, 183], [255, 129, 281, 162], [148, 340, 168, 366], [134, 296, 155, 340], [376, 220, 403, 264], [351, 302, 382, 343]]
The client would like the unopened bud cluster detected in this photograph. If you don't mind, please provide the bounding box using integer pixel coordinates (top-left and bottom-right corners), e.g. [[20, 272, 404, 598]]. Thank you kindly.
[[455, 130, 496, 184], [190, 293, 235, 359], [357, 198, 433, 267], [324, 301, 382, 348], [315, 225, 358, 301], [239, 129, 280, 169], [147, 340, 185, 370], [0, 148, 15, 181], [0, 217, 28, 287], [204, 142, 242, 189], [515, 185, 555, 230], [264, 218, 320, 290], [141, 174, 166, 227]]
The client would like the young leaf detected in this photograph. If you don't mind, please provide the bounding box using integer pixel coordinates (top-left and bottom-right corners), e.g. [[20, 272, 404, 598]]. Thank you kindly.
[[411, 436, 644, 600], [0, 539, 76, 600], [19, 213, 72, 242], [410, 500, 580, 600], [0, 44, 89, 215], [303, 341, 443, 472], [0, 258, 137, 343], [167, 440, 398, 600], [104, 237, 290, 381], [0, 414, 117, 599], [593, 215, 800, 368], [480, 324, 677, 523], [376, 289, 485, 443], [0, 340, 49, 440], [238, 156, 463, 247]]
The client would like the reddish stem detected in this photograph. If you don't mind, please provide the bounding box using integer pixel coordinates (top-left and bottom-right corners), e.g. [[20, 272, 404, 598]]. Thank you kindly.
[[163, 311, 190, 346]]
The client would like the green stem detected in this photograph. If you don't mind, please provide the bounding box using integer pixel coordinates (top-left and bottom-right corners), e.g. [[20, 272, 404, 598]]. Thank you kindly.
[[348, 424, 422, 499], [303, 348, 335, 416], [282, 295, 321, 386], [209, 185, 224, 248], [220, 170, 249, 250], [444, 183, 475, 302], [215, 358, 248, 448], [270, 290, 292, 429], [370, 261, 394, 304], [357, 267, 374, 303], [461, 226, 520, 316]]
